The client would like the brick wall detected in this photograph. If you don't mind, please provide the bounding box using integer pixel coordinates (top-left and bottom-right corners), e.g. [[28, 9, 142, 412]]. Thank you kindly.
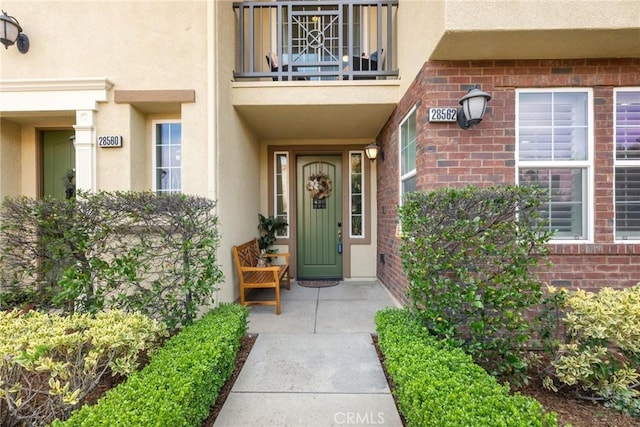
[[376, 59, 640, 304]]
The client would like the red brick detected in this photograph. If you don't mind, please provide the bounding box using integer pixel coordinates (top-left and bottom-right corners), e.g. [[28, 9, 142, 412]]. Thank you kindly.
[[376, 58, 640, 296]]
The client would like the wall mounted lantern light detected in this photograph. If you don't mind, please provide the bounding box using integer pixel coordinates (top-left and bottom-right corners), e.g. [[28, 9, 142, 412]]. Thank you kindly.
[[1, 10, 29, 53], [364, 142, 383, 161], [457, 86, 491, 129]]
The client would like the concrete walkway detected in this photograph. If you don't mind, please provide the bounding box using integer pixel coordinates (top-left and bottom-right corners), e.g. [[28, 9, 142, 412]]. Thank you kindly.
[[214, 280, 404, 427]]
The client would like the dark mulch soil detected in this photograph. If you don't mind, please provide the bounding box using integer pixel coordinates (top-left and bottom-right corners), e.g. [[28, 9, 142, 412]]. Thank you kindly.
[[517, 377, 640, 427], [202, 333, 257, 426], [82, 334, 639, 427]]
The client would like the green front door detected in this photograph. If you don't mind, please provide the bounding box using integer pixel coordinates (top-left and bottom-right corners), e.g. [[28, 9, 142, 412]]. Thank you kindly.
[[297, 155, 343, 279], [43, 130, 75, 199]]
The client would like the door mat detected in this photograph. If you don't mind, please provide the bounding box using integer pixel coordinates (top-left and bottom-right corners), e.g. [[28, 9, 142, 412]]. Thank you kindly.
[[297, 280, 340, 288]]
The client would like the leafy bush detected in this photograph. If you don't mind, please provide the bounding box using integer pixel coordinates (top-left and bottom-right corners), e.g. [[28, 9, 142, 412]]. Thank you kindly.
[[0, 309, 166, 427], [543, 285, 640, 418], [54, 304, 248, 427], [398, 185, 552, 381], [0, 192, 223, 328], [257, 213, 288, 251], [375, 308, 557, 426]]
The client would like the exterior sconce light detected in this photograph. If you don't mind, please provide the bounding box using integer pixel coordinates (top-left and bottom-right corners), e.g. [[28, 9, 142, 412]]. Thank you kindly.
[[365, 142, 383, 161], [457, 86, 491, 129], [1, 10, 29, 53]]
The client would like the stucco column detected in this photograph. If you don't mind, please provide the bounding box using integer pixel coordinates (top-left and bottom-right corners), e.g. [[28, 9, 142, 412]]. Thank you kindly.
[[73, 110, 97, 192]]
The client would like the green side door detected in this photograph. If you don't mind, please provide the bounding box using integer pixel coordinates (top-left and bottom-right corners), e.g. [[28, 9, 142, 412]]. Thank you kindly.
[[43, 130, 75, 199], [296, 155, 343, 279]]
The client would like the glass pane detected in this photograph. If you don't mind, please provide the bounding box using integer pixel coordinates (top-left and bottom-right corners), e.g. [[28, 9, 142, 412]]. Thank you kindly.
[[519, 168, 586, 239], [554, 127, 587, 160], [556, 93, 588, 126], [615, 91, 640, 160], [276, 214, 288, 237], [171, 169, 181, 191], [351, 174, 361, 193], [171, 146, 181, 167], [157, 168, 168, 190], [157, 146, 171, 167], [351, 195, 362, 214], [615, 167, 640, 239], [519, 93, 553, 127], [351, 215, 362, 237], [170, 123, 181, 143], [158, 124, 171, 145], [274, 153, 289, 237], [401, 110, 417, 175], [351, 154, 361, 174], [407, 111, 416, 141], [350, 152, 364, 237], [402, 175, 416, 196], [519, 128, 553, 160]]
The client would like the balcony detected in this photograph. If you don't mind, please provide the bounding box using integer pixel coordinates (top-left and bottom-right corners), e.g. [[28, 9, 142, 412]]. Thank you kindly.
[[233, 0, 399, 82], [231, 0, 400, 140]]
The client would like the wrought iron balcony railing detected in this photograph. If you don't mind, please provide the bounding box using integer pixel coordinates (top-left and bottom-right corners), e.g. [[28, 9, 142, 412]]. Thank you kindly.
[[233, 0, 399, 81]]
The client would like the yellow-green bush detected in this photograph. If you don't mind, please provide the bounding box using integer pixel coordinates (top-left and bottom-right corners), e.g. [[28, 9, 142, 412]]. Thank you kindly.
[[546, 284, 640, 417], [0, 309, 167, 426]]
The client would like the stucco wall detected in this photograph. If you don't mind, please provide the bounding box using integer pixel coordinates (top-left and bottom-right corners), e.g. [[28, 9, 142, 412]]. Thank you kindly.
[[0, 1, 211, 198], [0, 0, 264, 307], [214, 0, 264, 305], [0, 120, 21, 197]]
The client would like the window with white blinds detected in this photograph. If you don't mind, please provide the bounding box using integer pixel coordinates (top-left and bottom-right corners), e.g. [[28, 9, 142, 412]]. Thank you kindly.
[[516, 90, 592, 241], [614, 89, 640, 240]]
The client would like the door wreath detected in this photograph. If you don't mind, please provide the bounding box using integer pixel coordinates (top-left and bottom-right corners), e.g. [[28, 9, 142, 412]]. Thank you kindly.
[[306, 172, 333, 200]]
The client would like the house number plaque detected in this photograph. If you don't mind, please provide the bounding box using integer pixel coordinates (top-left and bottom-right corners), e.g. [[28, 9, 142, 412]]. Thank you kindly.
[[97, 135, 123, 148], [428, 107, 457, 123]]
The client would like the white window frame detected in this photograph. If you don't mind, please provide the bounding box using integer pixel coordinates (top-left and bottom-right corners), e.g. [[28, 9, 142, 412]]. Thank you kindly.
[[349, 150, 365, 239], [273, 151, 290, 239], [399, 105, 417, 206], [152, 120, 182, 194], [613, 87, 640, 242], [515, 88, 594, 243]]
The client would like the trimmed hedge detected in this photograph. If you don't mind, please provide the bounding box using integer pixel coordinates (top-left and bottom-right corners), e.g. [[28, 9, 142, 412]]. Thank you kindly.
[[375, 308, 557, 427], [54, 304, 248, 426]]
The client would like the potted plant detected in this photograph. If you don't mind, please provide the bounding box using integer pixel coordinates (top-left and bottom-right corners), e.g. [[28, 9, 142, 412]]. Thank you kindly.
[[258, 214, 288, 253], [62, 168, 76, 199]]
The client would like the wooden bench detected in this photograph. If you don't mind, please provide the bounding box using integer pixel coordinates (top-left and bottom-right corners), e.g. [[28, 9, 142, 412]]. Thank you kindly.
[[232, 238, 290, 315]]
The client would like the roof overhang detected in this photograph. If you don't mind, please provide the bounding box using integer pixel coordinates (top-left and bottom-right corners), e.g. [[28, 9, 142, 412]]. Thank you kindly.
[[430, 27, 640, 60]]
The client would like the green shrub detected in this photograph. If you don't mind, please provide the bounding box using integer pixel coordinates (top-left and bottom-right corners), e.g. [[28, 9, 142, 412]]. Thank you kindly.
[[398, 185, 552, 382], [544, 285, 640, 418], [375, 308, 557, 427], [0, 192, 223, 328], [54, 304, 248, 427], [0, 309, 166, 427]]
